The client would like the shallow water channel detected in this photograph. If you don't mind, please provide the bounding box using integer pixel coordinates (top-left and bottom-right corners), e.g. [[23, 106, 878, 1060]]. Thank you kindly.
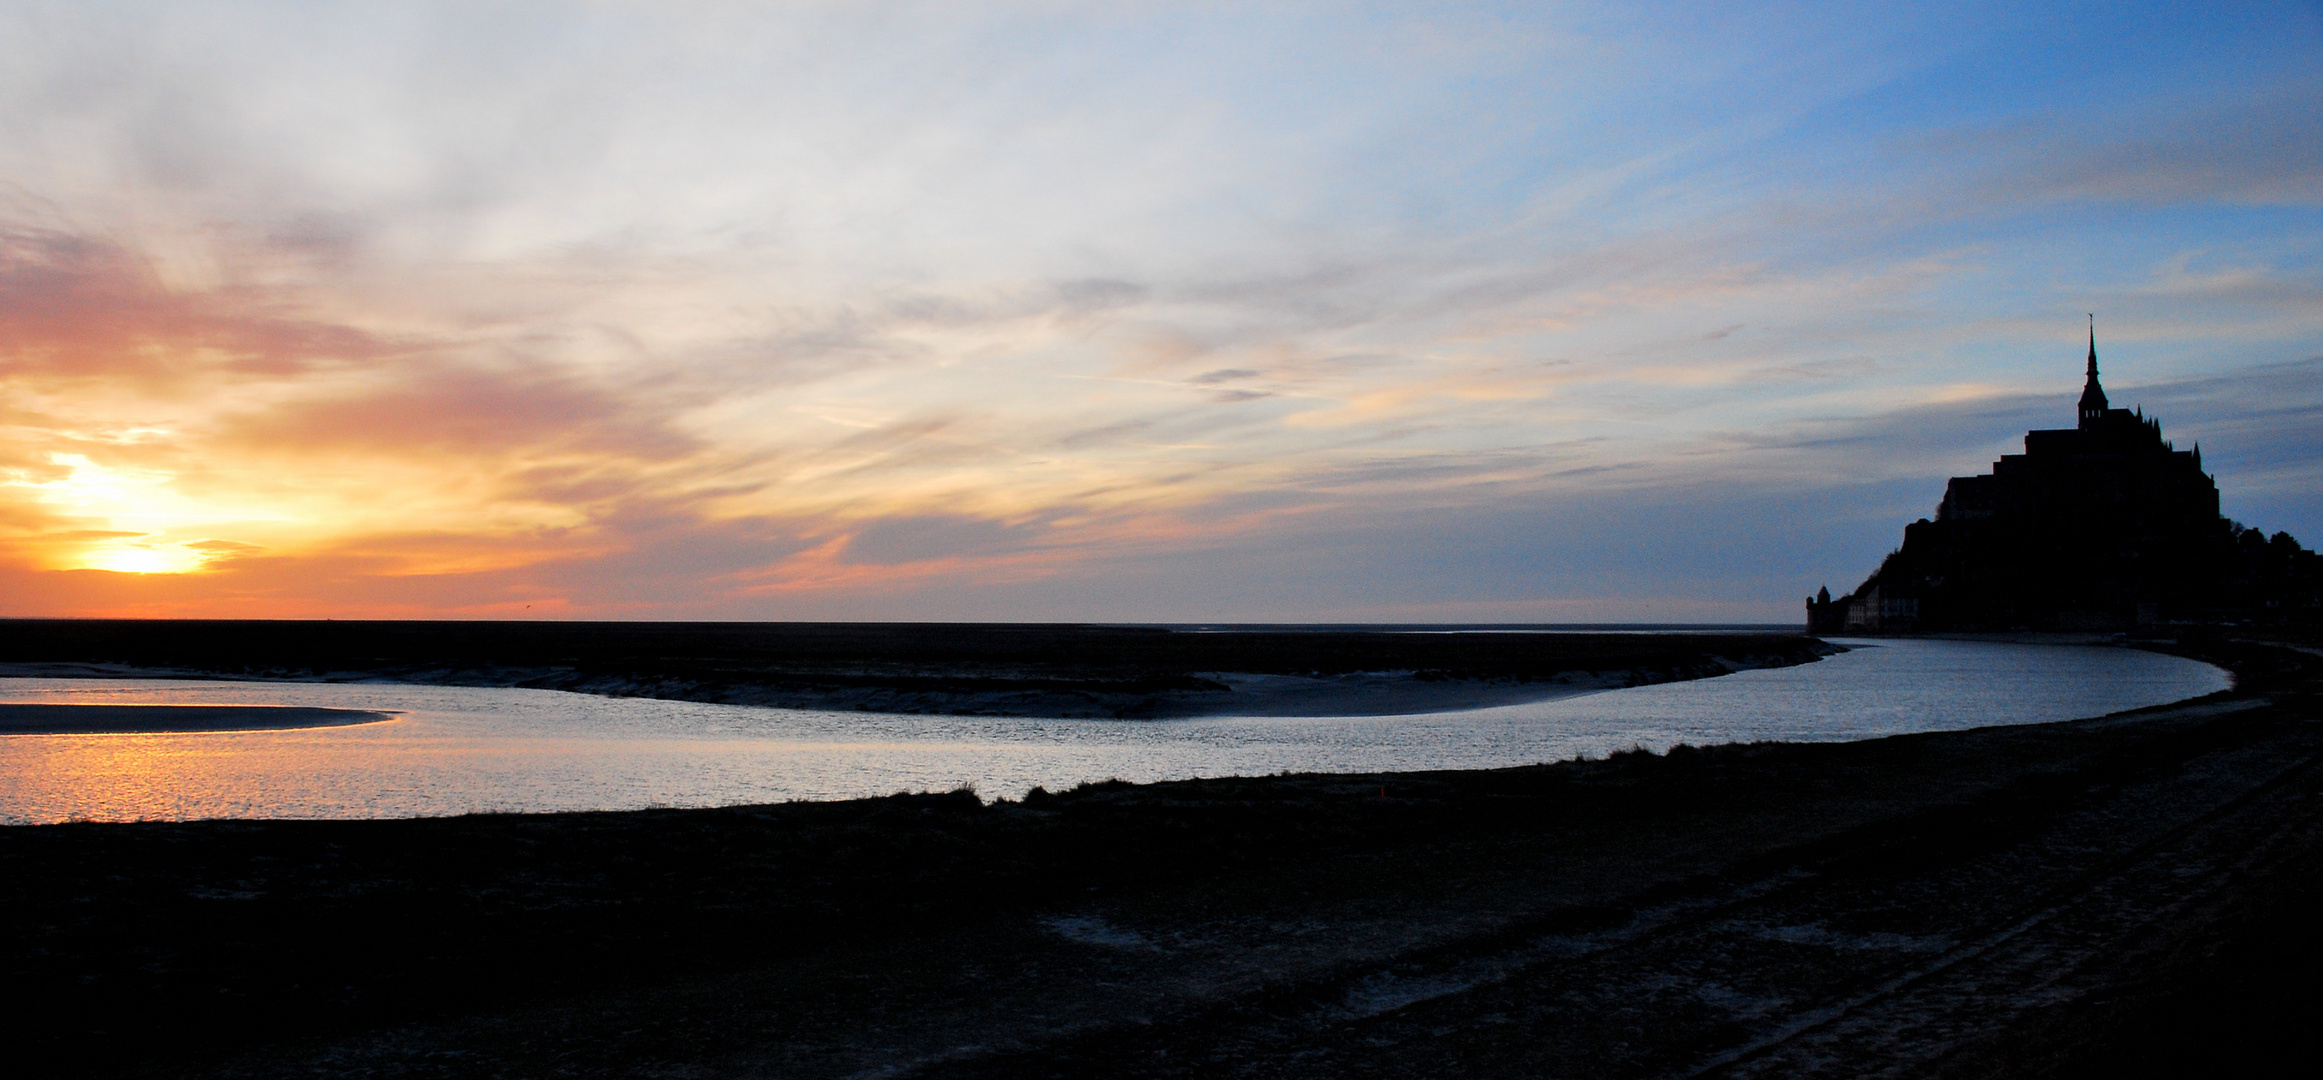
[[0, 637, 2229, 824]]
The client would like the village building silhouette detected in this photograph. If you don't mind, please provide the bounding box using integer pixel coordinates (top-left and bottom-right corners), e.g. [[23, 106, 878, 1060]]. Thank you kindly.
[[1808, 328, 2319, 633]]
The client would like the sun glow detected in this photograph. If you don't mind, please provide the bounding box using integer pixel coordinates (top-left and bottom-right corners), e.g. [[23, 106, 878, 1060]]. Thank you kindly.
[[8, 454, 272, 574], [78, 542, 211, 575], [0, 4, 2312, 620], [23, 454, 182, 517]]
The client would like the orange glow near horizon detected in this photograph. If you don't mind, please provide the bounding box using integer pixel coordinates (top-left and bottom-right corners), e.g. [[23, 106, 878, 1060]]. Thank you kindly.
[[2, 5, 2316, 621], [11, 454, 241, 574]]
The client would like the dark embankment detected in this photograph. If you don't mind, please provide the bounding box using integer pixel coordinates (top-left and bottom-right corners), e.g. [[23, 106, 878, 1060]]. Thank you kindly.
[[2, 631, 2319, 1078], [0, 620, 1827, 717], [0, 704, 390, 735]]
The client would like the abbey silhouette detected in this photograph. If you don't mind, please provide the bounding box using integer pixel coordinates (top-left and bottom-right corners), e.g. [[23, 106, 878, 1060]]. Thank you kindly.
[[1808, 329, 2318, 633]]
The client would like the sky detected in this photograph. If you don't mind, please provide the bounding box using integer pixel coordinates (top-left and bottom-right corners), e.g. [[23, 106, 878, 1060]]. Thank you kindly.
[[1, 1, 2319, 621]]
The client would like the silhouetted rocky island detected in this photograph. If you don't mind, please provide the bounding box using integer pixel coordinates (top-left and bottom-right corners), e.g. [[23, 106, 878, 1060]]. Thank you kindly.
[[1810, 331, 2321, 633]]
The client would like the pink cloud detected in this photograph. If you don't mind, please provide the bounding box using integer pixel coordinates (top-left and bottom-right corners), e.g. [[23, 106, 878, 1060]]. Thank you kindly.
[[0, 229, 396, 387], [211, 361, 702, 464]]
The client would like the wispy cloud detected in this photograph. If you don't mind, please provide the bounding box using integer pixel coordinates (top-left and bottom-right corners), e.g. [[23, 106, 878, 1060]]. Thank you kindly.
[[1, 2, 2317, 618]]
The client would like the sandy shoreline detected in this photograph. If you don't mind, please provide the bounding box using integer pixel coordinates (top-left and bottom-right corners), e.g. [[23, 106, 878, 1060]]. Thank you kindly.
[[4, 630, 2316, 1078], [536, 657, 1784, 717], [0, 703, 393, 735], [0, 662, 1716, 718], [0, 623, 1836, 719]]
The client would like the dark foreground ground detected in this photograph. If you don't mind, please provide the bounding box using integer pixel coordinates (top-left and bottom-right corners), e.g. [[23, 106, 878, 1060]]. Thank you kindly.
[[0, 620, 1824, 717], [5, 631, 2322, 1078]]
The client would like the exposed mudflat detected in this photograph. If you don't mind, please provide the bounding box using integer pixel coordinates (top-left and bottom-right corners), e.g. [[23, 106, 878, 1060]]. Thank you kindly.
[[0, 703, 391, 735], [0, 620, 1829, 718], [3, 631, 2318, 1078]]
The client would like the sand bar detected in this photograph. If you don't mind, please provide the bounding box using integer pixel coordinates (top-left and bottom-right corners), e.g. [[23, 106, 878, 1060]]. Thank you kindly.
[[0, 703, 392, 735], [0, 621, 1835, 718]]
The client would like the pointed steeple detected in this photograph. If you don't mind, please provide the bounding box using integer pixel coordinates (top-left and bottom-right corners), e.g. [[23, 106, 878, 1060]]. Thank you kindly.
[[2078, 315, 2108, 429]]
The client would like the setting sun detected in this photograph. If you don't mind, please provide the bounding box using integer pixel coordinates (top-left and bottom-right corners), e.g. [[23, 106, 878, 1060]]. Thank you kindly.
[[4, 4, 2321, 1076], [0, 1, 2313, 622]]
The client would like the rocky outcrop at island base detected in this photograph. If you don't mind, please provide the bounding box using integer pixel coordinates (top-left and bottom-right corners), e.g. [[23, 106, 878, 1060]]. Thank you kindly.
[[1810, 332, 2322, 633]]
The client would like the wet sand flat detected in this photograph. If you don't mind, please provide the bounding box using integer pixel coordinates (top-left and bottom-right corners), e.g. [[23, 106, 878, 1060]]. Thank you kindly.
[[0, 620, 1830, 718], [0, 703, 392, 735], [4, 631, 2319, 1078]]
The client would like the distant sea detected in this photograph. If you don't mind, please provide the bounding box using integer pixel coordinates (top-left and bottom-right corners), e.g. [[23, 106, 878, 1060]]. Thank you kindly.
[[0, 636, 2228, 824]]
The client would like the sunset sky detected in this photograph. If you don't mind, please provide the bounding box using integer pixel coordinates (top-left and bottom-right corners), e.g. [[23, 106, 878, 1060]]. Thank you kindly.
[[3, 1, 2319, 621]]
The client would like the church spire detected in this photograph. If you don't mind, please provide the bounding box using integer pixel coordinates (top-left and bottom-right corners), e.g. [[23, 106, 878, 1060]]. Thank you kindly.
[[2078, 315, 2108, 429]]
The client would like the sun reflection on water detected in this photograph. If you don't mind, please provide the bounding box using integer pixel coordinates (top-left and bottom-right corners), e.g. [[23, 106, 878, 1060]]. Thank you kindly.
[[0, 640, 2234, 825]]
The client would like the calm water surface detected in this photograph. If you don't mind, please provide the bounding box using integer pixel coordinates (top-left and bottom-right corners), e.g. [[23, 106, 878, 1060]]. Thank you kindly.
[[0, 638, 2229, 824]]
